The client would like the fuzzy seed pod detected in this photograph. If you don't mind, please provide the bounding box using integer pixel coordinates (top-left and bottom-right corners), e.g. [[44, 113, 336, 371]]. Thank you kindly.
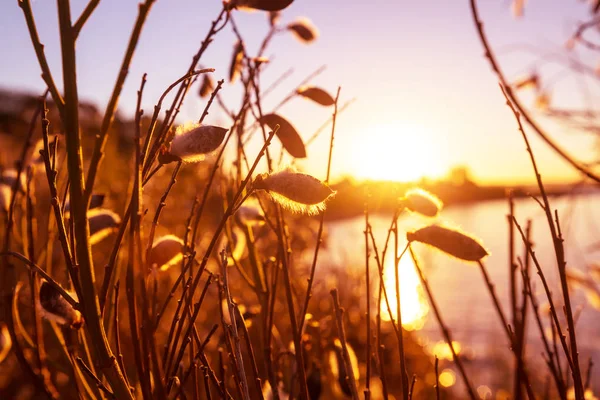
[[253, 168, 335, 215], [169, 123, 228, 163], [287, 17, 319, 43], [148, 235, 184, 271], [38, 281, 83, 329], [88, 209, 121, 245], [328, 338, 359, 398], [0, 323, 11, 364], [403, 188, 443, 217], [407, 225, 488, 262]]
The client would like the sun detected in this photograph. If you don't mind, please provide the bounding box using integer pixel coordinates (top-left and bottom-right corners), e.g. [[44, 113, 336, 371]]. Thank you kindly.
[[350, 122, 445, 182]]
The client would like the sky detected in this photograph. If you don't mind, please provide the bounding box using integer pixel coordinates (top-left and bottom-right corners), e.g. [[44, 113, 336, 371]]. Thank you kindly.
[[2, 0, 600, 185]]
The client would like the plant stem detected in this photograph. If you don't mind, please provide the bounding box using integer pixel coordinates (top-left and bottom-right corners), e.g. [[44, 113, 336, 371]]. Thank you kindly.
[[408, 245, 477, 400], [56, 1, 133, 397]]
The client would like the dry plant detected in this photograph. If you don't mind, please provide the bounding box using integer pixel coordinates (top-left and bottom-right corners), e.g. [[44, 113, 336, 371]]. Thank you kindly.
[[0, 0, 597, 399]]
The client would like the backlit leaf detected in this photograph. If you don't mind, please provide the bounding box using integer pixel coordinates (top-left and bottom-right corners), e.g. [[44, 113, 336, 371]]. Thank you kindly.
[[259, 113, 307, 158], [297, 86, 335, 106]]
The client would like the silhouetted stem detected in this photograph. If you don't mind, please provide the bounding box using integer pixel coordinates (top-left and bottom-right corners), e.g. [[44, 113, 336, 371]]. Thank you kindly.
[[408, 246, 477, 400]]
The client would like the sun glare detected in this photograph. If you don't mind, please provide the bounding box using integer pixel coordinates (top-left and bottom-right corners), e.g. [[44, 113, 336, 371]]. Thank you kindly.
[[350, 122, 444, 182], [380, 250, 429, 330]]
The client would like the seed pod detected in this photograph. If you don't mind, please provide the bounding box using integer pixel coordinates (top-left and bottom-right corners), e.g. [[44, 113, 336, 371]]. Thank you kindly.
[[169, 123, 228, 163], [229, 41, 244, 83], [328, 338, 359, 398], [232, 0, 294, 12], [403, 188, 443, 217], [259, 114, 307, 158], [198, 74, 215, 98], [38, 281, 83, 329], [0, 323, 11, 364], [407, 225, 488, 262], [88, 209, 121, 245], [287, 18, 319, 44], [296, 86, 335, 106], [149, 235, 184, 271], [253, 168, 335, 215]]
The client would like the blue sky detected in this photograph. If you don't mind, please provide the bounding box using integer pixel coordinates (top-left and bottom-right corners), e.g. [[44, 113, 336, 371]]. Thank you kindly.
[[2, 0, 599, 184]]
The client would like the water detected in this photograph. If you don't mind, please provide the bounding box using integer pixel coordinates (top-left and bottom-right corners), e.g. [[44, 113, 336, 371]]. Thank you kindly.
[[326, 190, 600, 392]]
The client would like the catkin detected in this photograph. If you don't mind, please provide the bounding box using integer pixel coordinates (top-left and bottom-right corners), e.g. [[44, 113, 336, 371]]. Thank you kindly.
[[407, 224, 488, 262], [253, 168, 335, 215]]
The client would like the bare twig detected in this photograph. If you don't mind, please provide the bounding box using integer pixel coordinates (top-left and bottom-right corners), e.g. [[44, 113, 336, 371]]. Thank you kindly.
[[84, 0, 155, 200], [499, 84, 585, 398], [409, 246, 477, 400], [72, 0, 100, 39], [470, 0, 600, 184], [299, 87, 341, 333]]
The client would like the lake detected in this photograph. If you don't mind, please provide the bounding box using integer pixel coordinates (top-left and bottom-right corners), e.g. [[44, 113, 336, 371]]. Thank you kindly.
[[325, 190, 600, 394]]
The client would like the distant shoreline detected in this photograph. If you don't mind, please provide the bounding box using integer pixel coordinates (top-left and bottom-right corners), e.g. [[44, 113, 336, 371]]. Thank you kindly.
[[325, 179, 600, 220]]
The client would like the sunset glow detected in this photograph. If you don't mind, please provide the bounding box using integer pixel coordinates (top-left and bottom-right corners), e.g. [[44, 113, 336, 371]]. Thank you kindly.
[[380, 250, 429, 330], [350, 122, 445, 182]]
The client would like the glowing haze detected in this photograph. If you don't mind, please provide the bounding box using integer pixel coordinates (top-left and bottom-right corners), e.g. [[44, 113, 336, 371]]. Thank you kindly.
[[0, 0, 597, 184]]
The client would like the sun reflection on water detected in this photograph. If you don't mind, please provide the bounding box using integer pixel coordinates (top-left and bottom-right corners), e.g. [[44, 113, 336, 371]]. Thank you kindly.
[[380, 251, 429, 330]]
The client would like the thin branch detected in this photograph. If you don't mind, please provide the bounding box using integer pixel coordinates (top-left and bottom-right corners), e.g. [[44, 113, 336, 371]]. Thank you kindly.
[[84, 0, 156, 200], [72, 0, 100, 39], [76, 357, 116, 399], [470, 0, 600, 183], [1, 251, 79, 309], [499, 82, 585, 398], [408, 245, 477, 400], [17, 0, 64, 116], [298, 87, 341, 333]]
